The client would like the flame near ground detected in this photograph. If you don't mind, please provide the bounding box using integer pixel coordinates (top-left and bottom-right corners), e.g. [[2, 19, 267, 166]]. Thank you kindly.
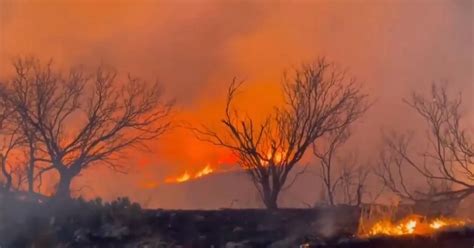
[[164, 150, 286, 184], [165, 164, 214, 184], [359, 214, 470, 237]]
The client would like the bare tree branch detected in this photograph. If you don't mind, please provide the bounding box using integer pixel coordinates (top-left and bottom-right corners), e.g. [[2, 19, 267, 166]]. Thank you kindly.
[[192, 58, 369, 209], [377, 83, 473, 204], [0, 57, 173, 199]]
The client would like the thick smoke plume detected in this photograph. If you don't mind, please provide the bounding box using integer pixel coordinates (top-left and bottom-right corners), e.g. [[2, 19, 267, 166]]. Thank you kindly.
[[0, 0, 472, 208]]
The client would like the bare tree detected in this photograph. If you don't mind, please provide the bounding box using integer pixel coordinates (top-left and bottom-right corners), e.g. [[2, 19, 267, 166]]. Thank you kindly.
[[0, 88, 51, 195], [193, 58, 369, 209], [0, 58, 173, 199], [22, 121, 40, 193], [376, 83, 473, 205], [0, 130, 22, 192], [0, 97, 23, 192], [339, 158, 370, 206], [313, 127, 370, 206]]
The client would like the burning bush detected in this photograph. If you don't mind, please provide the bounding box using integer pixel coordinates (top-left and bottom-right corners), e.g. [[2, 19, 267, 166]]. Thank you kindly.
[[360, 214, 468, 237], [357, 203, 472, 238]]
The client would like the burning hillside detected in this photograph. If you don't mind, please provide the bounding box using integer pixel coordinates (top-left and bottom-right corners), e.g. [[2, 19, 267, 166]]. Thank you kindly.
[[0, 1, 472, 248]]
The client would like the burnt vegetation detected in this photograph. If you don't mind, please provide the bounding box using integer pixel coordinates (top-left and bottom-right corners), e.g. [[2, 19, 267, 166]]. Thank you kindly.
[[1, 196, 473, 248], [0, 57, 473, 247]]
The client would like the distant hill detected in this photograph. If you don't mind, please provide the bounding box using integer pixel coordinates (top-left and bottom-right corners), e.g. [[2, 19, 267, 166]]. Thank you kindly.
[[142, 168, 319, 209]]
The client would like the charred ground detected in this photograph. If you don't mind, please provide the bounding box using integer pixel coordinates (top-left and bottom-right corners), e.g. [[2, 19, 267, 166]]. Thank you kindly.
[[1, 195, 472, 248]]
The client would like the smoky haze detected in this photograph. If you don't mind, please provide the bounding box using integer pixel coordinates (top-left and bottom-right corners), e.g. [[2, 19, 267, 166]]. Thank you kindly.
[[0, 0, 472, 208]]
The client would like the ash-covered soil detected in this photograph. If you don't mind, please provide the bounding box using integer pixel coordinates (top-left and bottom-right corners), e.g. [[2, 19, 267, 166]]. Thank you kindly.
[[1, 195, 472, 248]]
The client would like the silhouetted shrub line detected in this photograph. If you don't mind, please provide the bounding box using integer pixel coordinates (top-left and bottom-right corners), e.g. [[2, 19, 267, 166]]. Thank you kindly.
[[1, 194, 473, 247]]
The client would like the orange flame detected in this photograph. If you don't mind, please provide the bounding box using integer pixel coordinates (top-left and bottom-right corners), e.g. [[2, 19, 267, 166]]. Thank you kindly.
[[195, 164, 213, 178], [165, 164, 214, 183], [260, 150, 285, 165], [175, 171, 191, 183], [361, 214, 468, 237]]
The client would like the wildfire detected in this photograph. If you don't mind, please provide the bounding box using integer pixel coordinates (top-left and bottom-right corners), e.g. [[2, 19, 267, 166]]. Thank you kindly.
[[361, 214, 468, 237], [165, 164, 214, 183], [429, 217, 467, 230], [175, 171, 191, 183], [195, 164, 213, 178], [260, 150, 285, 165]]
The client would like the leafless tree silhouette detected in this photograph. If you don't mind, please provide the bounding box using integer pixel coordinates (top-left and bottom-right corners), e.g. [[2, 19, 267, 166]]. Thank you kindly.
[[313, 127, 370, 206], [0, 103, 54, 197], [0, 57, 173, 199], [376, 83, 473, 205], [193, 58, 369, 209], [0, 97, 24, 192], [0, 131, 22, 192]]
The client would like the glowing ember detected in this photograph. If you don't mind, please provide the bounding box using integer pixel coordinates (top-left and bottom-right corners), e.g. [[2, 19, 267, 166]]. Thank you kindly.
[[361, 215, 468, 237]]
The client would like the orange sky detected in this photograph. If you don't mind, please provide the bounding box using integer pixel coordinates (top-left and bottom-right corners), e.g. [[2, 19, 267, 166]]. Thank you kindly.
[[0, 0, 472, 208]]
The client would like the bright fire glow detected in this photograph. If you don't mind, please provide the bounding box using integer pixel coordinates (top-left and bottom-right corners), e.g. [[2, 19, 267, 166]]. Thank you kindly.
[[260, 150, 285, 165], [166, 164, 214, 183], [195, 164, 213, 178], [429, 217, 466, 230], [361, 215, 468, 237], [175, 171, 191, 183]]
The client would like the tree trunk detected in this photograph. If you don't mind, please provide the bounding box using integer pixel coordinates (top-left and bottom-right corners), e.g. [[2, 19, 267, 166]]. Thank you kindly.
[[27, 142, 35, 193], [265, 198, 278, 210], [356, 185, 363, 206], [0, 155, 12, 191], [262, 182, 279, 210], [263, 190, 279, 210], [267, 190, 279, 210], [27, 167, 34, 193], [327, 188, 335, 206], [55, 171, 74, 199]]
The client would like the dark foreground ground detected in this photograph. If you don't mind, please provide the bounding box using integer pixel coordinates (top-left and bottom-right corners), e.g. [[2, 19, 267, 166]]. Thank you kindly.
[[0, 195, 473, 248]]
